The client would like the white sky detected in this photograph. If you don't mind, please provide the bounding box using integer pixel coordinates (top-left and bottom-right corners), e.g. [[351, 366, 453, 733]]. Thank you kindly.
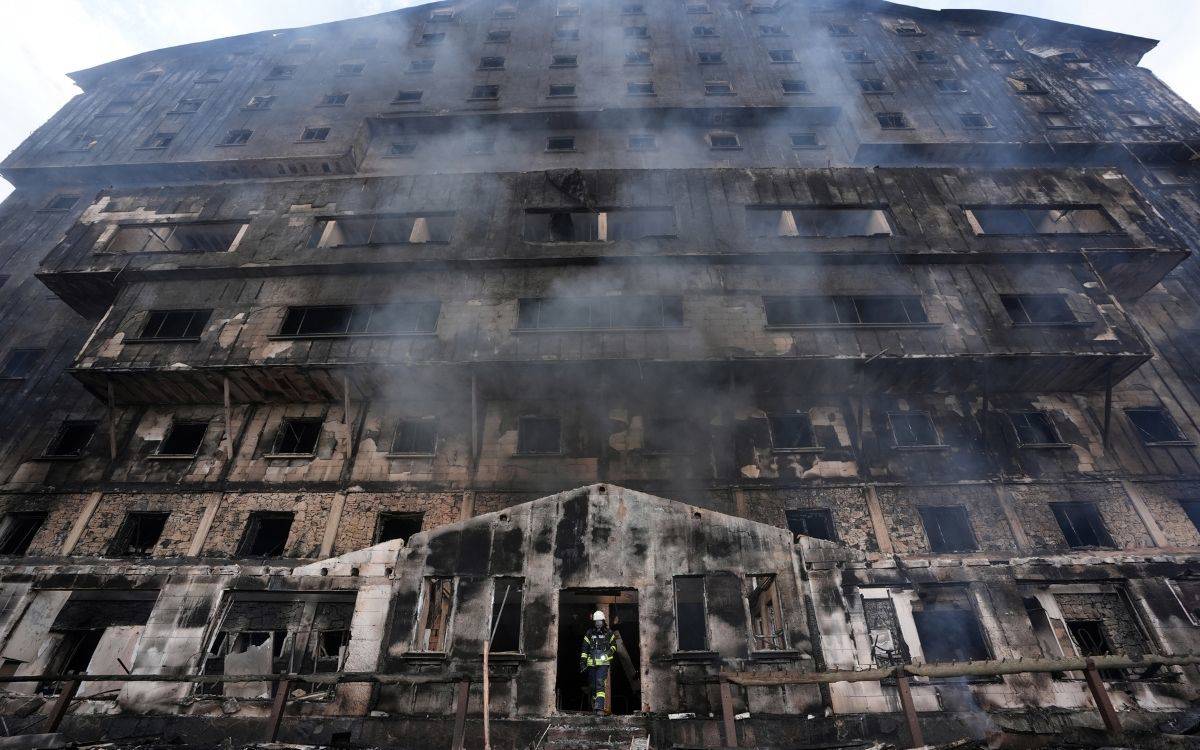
[[0, 0, 1197, 202]]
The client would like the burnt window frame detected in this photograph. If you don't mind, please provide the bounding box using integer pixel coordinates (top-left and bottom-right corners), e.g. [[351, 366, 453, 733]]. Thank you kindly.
[[913, 49, 945, 64], [673, 575, 710, 653], [1007, 75, 1049, 95], [641, 415, 698, 455], [237, 511, 295, 557], [489, 577, 525, 654], [0, 348, 44, 380], [1009, 411, 1068, 448], [933, 77, 968, 93], [139, 131, 177, 150], [963, 205, 1121, 236], [768, 413, 820, 452], [197, 66, 230, 83], [780, 78, 809, 94], [218, 129, 253, 146], [374, 511, 424, 545], [1000, 294, 1079, 326], [108, 511, 170, 557], [959, 112, 992, 129], [104, 222, 246, 255], [1179, 500, 1200, 535], [415, 577, 458, 652], [135, 309, 212, 341], [857, 78, 890, 93], [479, 55, 506, 71], [389, 418, 439, 456], [789, 131, 821, 149], [486, 29, 512, 43], [43, 421, 98, 459], [692, 25, 718, 38], [625, 50, 651, 66], [276, 303, 441, 338], [697, 51, 725, 65], [469, 84, 501, 101], [516, 415, 563, 455], [0, 512, 47, 555], [766, 48, 797, 63], [785, 508, 836, 541], [408, 59, 435, 73], [626, 81, 656, 97], [242, 95, 275, 111], [763, 295, 928, 328], [704, 80, 735, 96], [268, 417, 324, 457], [265, 64, 297, 80], [521, 208, 677, 243], [842, 49, 873, 63], [418, 32, 447, 45], [827, 23, 854, 36], [887, 411, 944, 449], [393, 89, 424, 104], [319, 92, 350, 107], [546, 135, 576, 152], [155, 420, 210, 458], [1051, 502, 1116, 549], [876, 111, 911, 129], [1125, 407, 1189, 446], [298, 127, 331, 143], [550, 54, 578, 67], [917, 506, 978, 553], [170, 98, 205, 114], [310, 214, 455, 247], [1041, 111, 1079, 129], [708, 131, 741, 149], [746, 573, 787, 651], [912, 602, 993, 665], [627, 133, 657, 151], [42, 194, 80, 212], [386, 142, 417, 158]]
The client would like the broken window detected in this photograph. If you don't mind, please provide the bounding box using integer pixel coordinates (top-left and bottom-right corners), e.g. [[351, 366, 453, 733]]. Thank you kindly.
[[765, 296, 926, 326], [480, 56, 506, 70], [43, 194, 80, 211], [1001, 294, 1076, 325], [912, 602, 990, 663], [709, 132, 740, 149], [1064, 620, 1122, 678], [918, 507, 978, 553], [390, 419, 438, 455], [876, 112, 910, 129], [767, 49, 796, 63], [1126, 407, 1187, 445], [157, 420, 208, 456], [375, 512, 424, 544], [965, 207, 1117, 235], [141, 132, 176, 149], [888, 412, 941, 448], [270, 418, 323, 456], [863, 597, 909, 667], [704, 81, 734, 95], [219, 129, 252, 146], [39, 630, 104, 696], [300, 127, 331, 142], [1041, 112, 1077, 129], [523, 209, 676, 242], [44, 421, 97, 458], [238, 512, 295, 557], [136, 310, 211, 341], [489, 577, 524, 653], [109, 512, 169, 557], [1007, 76, 1048, 94], [547, 136, 576, 151], [769, 413, 818, 450], [627, 81, 655, 96], [243, 95, 275, 110], [310, 215, 453, 247], [895, 23, 923, 35], [0, 513, 46, 555], [108, 223, 244, 253], [1, 349, 43, 379], [1010, 411, 1063, 446], [1181, 500, 1200, 535], [516, 297, 683, 330], [747, 575, 785, 650], [748, 207, 893, 238], [785, 509, 836, 541], [516, 416, 562, 454], [698, 51, 724, 64], [277, 303, 441, 336], [419, 32, 446, 45], [858, 78, 889, 93], [1051, 502, 1115, 549], [551, 54, 577, 67], [674, 576, 708, 651], [470, 84, 501, 100], [960, 112, 991, 129], [781, 79, 809, 93], [548, 84, 575, 97], [417, 577, 456, 651], [643, 416, 694, 454]]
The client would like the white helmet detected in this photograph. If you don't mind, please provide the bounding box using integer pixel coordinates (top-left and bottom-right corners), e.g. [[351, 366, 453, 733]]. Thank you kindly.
[[592, 610, 605, 622]]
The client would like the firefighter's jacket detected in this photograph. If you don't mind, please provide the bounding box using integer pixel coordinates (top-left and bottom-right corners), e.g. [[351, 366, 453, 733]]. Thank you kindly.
[[581, 626, 617, 667]]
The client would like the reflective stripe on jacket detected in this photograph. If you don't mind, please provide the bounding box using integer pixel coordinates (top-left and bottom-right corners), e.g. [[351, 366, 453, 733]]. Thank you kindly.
[[581, 627, 617, 667]]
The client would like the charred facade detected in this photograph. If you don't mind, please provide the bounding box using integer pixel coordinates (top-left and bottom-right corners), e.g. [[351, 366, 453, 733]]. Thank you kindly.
[[0, 0, 1198, 747]]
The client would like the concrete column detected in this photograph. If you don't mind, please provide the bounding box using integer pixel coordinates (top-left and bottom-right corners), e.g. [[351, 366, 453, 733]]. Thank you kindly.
[[1120, 479, 1169, 548], [460, 490, 476, 522], [319, 491, 348, 558], [992, 483, 1033, 553], [863, 485, 894, 554], [187, 494, 225, 557], [733, 488, 749, 519], [59, 491, 103, 555]]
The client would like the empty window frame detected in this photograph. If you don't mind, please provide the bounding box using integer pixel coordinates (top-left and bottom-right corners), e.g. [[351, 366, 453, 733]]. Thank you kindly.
[[960, 112, 991, 129], [1, 349, 43, 379], [692, 25, 718, 37], [785, 508, 836, 541], [387, 142, 417, 157], [1083, 77, 1119, 93], [277, 303, 440, 337], [486, 29, 512, 43], [197, 67, 229, 83], [266, 65, 296, 79], [674, 576, 708, 651], [1124, 112, 1158, 128], [876, 112, 910, 129], [789, 132, 820, 148], [1001, 294, 1076, 325], [219, 129, 252, 146], [628, 134, 657, 151], [1126, 407, 1188, 445], [747, 575, 785, 650], [842, 49, 872, 63], [548, 83, 575, 97], [858, 78, 889, 93], [767, 49, 796, 63], [759, 24, 786, 36], [172, 99, 202, 115], [934, 77, 967, 92], [419, 32, 446, 45], [108, 512, 169, 557], [551, 54, 577, 67], [516, 416, 562, 455], [157, 421, 208, 457], [516, 297, 683, 330], [0, 513, 46, 555], [243, 95, 275, 110], [914, 50, 945, 63], [625, 26, 649, 39], [489, 578, 524, 653], [140, 132, 176, 149], [44, 192, 81, 211], [470, 85, 501, 100], [555, 28, 580, 41], [708, 132, 740, 149], [912, 605, 990, 663], [625, 50, 650, 65], [107, 223, 245, 253], [100, 100, 136, 116], [375, 512, 424, 544], [1065, 620, 1116, 666], [1009, 411, 1064, 446], [964, 207, 1117, 235], [1051, 502, 1115, 548], [547, 136, 576, 151], [986, 48, 1016, 63], [781, 78, 809, 94], [1041, 111, 1078, 129], [704, 81, 734, 96], [764, 296, 927, 326], [310, 214, 453, 247], [393, 89, 424, 103], [409, 59, 435, 72], [137, 310, 211, 341], [390, 419, 438, 455], [918, 507, 977, 553], [1179, 500, 1200, 535], [769, 413, 818, 450], [888, 412, 941, 448], [299, 127, 330, 142], [417, 577, 456, 651], [429, 8, 456, 22], [523, 208, 676, 242], [894, 23, 924, 36], [44, 422, 97, 458], [320, 92, 350, 106], [238, 512, 295, 557], [479, 56, 506, 70], [270, 418, 323, 456], [697, 51, 724, 64], [1007, 76, 1048, 94], [627, 81, 655, 96]]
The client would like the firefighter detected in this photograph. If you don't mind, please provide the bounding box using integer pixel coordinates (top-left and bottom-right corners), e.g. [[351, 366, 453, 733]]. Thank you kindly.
[[579, 609, 617, 714]]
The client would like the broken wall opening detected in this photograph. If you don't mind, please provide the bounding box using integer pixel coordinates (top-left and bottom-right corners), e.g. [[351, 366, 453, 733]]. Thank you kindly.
[[556, 589, 640, 715]]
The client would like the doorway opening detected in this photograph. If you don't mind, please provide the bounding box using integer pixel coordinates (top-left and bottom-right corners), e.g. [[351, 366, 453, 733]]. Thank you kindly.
[[556, 588, 641, 715]]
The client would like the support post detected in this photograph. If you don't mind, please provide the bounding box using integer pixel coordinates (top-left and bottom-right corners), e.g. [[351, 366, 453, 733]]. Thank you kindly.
[[451, 678, 470, 750], [343, 374, 353, 455], [106, 381, 118, 460], [482, 639, 491, 750], [45, 679, 81, 732], [1083, 659, 1122, 734], [1102, 363, 1114, 450], [719, 675, 738, 748], [267, 678, 292, 741], [224, 376, 234, 460], [894, 671, 924, 749], [470, 372, 479, 462]]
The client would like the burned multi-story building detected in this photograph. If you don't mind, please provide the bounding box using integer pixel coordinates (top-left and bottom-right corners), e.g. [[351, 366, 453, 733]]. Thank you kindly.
[[0, 0, 1198, 747]]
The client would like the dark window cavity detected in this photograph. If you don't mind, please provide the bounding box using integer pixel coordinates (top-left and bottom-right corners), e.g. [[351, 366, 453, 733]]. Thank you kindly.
[[219, 129, 252, 146], [693, 25, 717, 37], [769, 414, 817, 450], [1041, 111, 1077, 128], [375, 512, 424, 545], [551, 54, 577, 67], [409, 59, 435, 72], [790, 132, 820, 148], [934, 78, 967, 92], [627, 81, 655, 96], [479, 56, 505, 70], [698, 51, 724, 64], [517, 416, 562, 455], [843, 49, 872, 63], [300, 127, 330, 142], [141, 132, 176, 149], [960, 112, 991, 128], [1126, 407, 1187, 445], [785, 509, 835, 541], [759, 24, 786, 36], [108, 223, 244, 253], [390, 419, 438, 455], [418, 578, 455, 651], [1179, 500, 1200, 535], [1, 349, 43, 379], [270, 418, 323, 455], [914, 50, 945, 63], [894, 23, 923, 36], [918, 507, 977, 553], [244, 95, 275, 110], [266, 65, 296, 79], [642, 416, 694, 454], [138, 310, 211, 340], [0, 513, 46, 555], [197, 67, 229, 83], [674, 576, 708, 651], [704, 81, 734, 95], [1052, 502, 1115, 548], [625, 26, 649, 38], [966, 207, 1117, 235], [876, 112, 910, 129], [1010, 411, 1063, 446], [516, 297, 683, 330], [1001, 294, 1076, 325], [109, 512, 169, 557], [767, 49, 796, 63], [311, 215, 453, 246], [393, 89, 424, 103], [549, 82, 578, 96], [172, 98, 204, 113], [387, 142, 416, 157], [858, 78, 889, 93], [781, 78, 809, 93], [238, 512, 294, 557], [45, 421, 97, 458], [913, 606, 990, 662], [278, 303, 440, 337], [44, 194, 80, 211], [420, 32, 446, 45], [555, 28, 580, 41], [764, 296, 926, 326], [547, 136, 576, 151], [158, 421, 208, 456], [321, 93, 350, 106], [470, 85, 501, 100], [828, 23, 854, 36], [523, 208, 676, 242], [1007, 76, 1048, 94], [747, 574, 785, 650], [709, 132, 740, 149], [489, 578, 524, 653], [888, 412, 941, 447]]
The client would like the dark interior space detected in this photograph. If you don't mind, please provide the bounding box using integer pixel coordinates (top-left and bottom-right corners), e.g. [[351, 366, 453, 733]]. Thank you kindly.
[[556, 589, 640, 714]]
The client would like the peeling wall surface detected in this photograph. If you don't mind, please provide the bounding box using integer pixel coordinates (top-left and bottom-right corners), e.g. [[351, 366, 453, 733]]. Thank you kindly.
[[0, 0, 1199, 746]]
